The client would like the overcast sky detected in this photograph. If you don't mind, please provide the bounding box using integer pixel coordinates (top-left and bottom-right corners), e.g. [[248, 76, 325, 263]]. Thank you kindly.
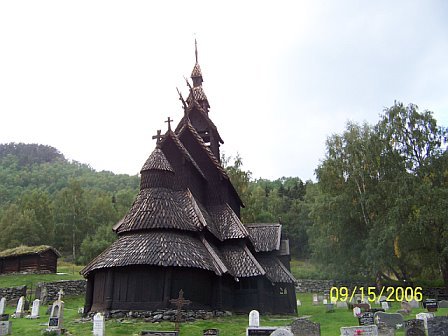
[[1, 1, 447, 181]]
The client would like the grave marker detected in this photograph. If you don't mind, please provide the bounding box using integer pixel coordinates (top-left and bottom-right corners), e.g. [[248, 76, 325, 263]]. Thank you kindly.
[[373, 312, 404, 329], [169, 289, 190, 331], [427, 316, 448, 336], [424, 299, 438, 312], [14, 296, 25, 318], [404, 319, 425, 336], [290, 318, 321, 336], [0, 299, 5, 316], [203, 328, 219, 336], [353, 307, 361, 317], [438, 300, 448, 308], [416, 312, 434, 330], [337, 301, 348, 309], [249, 310, 260, 327], [30, 299, 40, 319], [93, 312, 105, 336], [246, 327, 277, 336], [381, 301, 389, 311], [46, 289, 64, 333], [0, 321, 12, 336], [340, 325, 378, 336], [270, 328, 293, 336], [312, 294, 319, 305], [358, 312, 374, 326], [141, 332, 178, 336]]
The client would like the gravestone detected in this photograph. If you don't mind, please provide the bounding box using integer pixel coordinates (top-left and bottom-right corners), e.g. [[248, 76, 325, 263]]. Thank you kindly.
[[0, 299, 5, 315], [14, 296, 25, 318], [358, 312, 375, 326], [399, 301, 412, 314], [249, 310, 260, 327], [353, 303, 370, 312], [353, 307, 361, 317], [318, 295, 324, 302], [376, 322, 395, 336], [427, 316, 448, 336], [438, 300, 448, 308], [39, 286, 48, 305], [203, 329, 219, 336], [30, 299, 40, 319], [373, 312, 404, 329], [337, 301, 348, 309], [0, 315, 8, 322], [403, 319, 425, 336], [312, 294, 319, 305], [424, 299, 438, 312], [325, 303, 335, 312], [169, 289, 190, 331], [93, 312, 105, 336], [270, 328, 293, 336], [296, 299, 301, 307], [0, 321, 12, 335], [381, 302, 389, 311], [290, 318, 320, 336], [46, 289, 64, 333], [416, 312, 434, 330], [408, 300, 419, 309], [322, 299, 328, 305], [246, 327, 277, 336], [340, 325, 378, 336]]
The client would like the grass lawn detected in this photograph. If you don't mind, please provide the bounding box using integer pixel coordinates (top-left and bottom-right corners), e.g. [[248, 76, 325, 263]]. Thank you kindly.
[[1, 292, 447, 335]]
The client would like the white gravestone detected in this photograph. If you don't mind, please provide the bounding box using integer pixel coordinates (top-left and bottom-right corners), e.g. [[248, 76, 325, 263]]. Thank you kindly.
[[312, 294, 319, 305], [47, 289, 64, 332], [353, 307, 361, 317], [93, 312, 105, 336], [416, 312, 435, 330], [249, 310, 260, 327], [340, 325, 378, 336], [0, 321, 12, 335], [14, 296, 25, 318], [30, 299, 40, 319], [381, 301, 389, 311], [322, 299, 328, 304], [296, 299, 301, 307], [0, 298, 5, 315]]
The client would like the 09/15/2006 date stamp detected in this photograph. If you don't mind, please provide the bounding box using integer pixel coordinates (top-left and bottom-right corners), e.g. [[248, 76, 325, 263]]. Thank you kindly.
[[329, 286, 423, 303]]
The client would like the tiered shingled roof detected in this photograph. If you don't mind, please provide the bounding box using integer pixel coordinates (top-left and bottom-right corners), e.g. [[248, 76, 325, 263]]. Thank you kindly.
[[81, 232, 223, 276], [140, 148, 174, 173], [245, 223, 282, 252], [208, 204, 249, 240], [220, 244, 265, 278], [256, 255, 297, 284]]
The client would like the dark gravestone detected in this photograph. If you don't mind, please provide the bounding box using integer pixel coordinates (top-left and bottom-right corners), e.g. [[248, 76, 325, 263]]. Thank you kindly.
[[373, 312, 404, 329], [203, 328, 219, 336], [0, 315, 8, 322], [290, 318, 321, 336], [427, 316, 448, 336], [404, 319, 425, 336], [247, 327, 278, 336], [358, 312, 374, 326], [377, 322, 395, 336], [48, 317, 59, 327], [353, 303, 370, 312], [141, 332, 179, 336], [424, 299, 438, 312]]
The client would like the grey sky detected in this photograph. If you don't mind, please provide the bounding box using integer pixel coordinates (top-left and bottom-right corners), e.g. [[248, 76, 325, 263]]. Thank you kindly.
[[1, 1, 447, 181]]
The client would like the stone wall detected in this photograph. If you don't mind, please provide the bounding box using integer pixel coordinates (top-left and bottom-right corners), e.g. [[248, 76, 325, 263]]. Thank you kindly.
[[0, 285, 26, 302], [35, 280, 86, 302], [295, 279, 376, 293]]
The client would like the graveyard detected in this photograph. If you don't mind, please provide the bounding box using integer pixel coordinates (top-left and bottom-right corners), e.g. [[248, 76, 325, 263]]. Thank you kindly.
[[1, 266, 448, 335]]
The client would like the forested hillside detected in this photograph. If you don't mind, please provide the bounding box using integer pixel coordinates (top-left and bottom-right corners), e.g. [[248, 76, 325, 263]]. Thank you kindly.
[[0, 143, 140, 263]]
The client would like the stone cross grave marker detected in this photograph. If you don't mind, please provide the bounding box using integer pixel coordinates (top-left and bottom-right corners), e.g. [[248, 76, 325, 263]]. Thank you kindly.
[[169, 289, 190, 332], [0, 298, 5, 315], [249, 310, 260, 327], [93, 312, 105, 336], [427, 316, 448, 336], [340, 325, 378, 336], [416, 312, 434, 330], [47, 289, 64, 333], [290, 318, 321, 336], [270, 328, 293, 336], [14, 296, 25, 318], [404, 319, 425, 336], [373, 312, 404, 329], [30, 299, 40, 319]]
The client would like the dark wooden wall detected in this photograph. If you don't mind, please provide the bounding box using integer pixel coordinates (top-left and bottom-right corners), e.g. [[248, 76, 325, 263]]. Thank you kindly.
[[0, 251, 58, 275]]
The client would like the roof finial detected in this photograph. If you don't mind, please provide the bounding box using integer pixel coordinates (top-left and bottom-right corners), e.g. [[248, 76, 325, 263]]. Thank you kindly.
[[195, 38, 198, 64], [165, 117, 173, 131], [152, 129, 163, 146]]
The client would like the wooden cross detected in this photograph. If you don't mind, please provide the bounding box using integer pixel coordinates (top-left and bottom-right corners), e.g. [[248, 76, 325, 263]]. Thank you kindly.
[[152, 129, 162, 144], [165, 117, 173, 131], [169, 289, 191, 331]]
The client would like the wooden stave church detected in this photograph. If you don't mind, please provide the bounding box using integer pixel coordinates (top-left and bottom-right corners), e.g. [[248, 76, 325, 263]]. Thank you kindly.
[[81, 46, 297, 315]]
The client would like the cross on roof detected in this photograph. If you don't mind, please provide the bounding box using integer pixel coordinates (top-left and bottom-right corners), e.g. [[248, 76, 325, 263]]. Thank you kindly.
[[152, 130, 163, 144], [165, 117, 173, 131], [169, 289, 191, 331]]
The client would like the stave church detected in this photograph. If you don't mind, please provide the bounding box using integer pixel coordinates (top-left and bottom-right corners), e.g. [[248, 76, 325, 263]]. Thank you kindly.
[[81, 43, 297, 315]]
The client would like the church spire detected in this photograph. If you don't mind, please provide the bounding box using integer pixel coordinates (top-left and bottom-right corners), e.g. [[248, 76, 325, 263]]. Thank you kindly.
[[191, 39, 203, 88]]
